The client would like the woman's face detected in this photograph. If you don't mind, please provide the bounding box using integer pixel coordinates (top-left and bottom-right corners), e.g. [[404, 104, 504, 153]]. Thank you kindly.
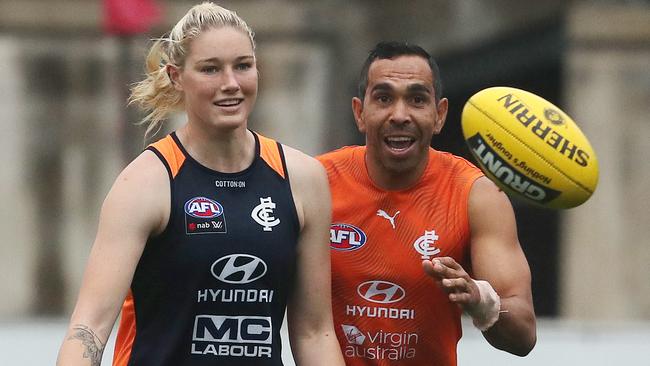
[[171, 26, 258, 132]]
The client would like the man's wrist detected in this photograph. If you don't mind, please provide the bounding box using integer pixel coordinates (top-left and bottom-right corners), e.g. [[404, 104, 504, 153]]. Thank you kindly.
[[468, 279, 501, 331]]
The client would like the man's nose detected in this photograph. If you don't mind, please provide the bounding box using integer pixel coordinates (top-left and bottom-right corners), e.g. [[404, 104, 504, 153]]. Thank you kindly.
[[389, 100, 410, 124]]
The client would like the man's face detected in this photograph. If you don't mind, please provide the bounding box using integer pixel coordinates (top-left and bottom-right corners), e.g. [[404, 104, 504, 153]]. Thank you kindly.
[[353, 55, 448, 183]]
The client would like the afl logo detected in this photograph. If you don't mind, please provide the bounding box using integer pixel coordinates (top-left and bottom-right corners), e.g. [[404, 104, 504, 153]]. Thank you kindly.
[[357, 280, 405, 304], [184, 197, 224, 218], [211, 254, 267, 284], [330, 223, 367, 251]]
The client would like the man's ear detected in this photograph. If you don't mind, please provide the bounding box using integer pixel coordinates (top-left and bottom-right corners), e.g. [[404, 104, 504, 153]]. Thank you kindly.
[[433, 97, 448, 135], [352, 97, 366, 133], [166, 64, 183, 91]]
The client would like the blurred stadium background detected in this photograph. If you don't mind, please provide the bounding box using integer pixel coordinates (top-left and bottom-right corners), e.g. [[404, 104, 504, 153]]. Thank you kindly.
[[0, 0, 649, 364]]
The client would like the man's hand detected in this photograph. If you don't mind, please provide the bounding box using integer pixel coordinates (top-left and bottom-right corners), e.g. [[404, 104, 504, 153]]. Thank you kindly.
[[423, 256, 502, 331], [422, 257, 481, 313]]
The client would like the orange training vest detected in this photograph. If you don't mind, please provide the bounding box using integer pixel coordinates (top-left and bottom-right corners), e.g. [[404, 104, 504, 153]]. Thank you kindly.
[[318, 146, 483, 366]]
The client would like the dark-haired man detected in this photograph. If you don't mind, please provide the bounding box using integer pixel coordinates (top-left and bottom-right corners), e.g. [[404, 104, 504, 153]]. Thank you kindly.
[[318, 41, 536, 365]]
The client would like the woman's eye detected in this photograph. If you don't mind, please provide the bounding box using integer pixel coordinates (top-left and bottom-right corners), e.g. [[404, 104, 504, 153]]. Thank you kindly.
[[236, 63, 252, 71], [202, 66, 218, 73]]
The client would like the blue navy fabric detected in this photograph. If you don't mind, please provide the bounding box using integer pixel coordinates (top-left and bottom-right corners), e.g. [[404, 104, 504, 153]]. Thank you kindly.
[[123, 132, 299, 366]]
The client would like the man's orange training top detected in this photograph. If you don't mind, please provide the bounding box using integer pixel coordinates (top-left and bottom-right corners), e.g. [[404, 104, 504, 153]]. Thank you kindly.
[[318, 146, 483, 366]]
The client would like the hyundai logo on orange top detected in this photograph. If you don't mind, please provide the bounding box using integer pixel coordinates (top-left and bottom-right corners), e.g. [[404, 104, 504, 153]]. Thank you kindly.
[[330, 223, 367, 251], [357, 281, 406, 304], [348, 280, 415, 320], [185, 196, 227, 234]]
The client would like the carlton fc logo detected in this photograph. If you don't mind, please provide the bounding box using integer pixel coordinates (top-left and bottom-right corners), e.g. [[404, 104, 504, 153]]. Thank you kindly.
[[330, 223, 367, 251], [251, 197, 280, 231]]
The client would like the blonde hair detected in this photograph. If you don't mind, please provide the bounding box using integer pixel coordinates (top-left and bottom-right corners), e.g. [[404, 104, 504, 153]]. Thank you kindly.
[[129, 2, 256, 138]]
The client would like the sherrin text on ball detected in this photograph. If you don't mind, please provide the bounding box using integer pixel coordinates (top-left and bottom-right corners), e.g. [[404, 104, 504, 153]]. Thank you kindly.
[[461, 86, 598, 209]]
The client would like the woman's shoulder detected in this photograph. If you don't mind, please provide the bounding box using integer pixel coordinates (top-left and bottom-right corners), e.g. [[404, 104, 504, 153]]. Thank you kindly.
[[107, 149, 171, 207], [101, 149, 171, 235], [123, 149, 171, 182], [281, 144, 326, 183]]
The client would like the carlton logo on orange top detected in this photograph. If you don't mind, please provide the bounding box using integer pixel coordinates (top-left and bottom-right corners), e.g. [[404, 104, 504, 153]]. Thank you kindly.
[[330, 223, 367, 251], [412, 230, 441, 260], [185, 197, 224, 218]]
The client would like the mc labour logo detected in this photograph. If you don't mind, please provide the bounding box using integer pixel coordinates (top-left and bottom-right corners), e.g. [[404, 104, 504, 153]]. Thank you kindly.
[[251, 197, 280, 231]]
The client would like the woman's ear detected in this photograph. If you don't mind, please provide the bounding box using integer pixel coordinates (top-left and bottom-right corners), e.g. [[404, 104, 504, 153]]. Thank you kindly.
[[166, 64, 183, 91]]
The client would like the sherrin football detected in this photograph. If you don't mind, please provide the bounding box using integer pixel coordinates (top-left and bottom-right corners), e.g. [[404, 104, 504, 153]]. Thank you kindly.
[[461, 87, 598, 209]]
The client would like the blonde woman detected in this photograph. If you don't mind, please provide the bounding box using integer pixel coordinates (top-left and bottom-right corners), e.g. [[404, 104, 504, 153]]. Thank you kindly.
[[56, 2, 343, 365]]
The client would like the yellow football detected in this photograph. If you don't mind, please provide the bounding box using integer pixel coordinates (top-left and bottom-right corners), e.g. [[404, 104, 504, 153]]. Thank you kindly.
[[461, 86, 598, 209]]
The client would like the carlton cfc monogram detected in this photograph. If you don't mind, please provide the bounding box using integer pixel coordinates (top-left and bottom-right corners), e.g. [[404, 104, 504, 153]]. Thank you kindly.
[[412, 230, 441, 260], [251, 197, 280, 231]]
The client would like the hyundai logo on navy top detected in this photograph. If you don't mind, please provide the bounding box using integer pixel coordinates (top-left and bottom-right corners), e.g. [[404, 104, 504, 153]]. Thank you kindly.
[[211, 254, 268, 284]]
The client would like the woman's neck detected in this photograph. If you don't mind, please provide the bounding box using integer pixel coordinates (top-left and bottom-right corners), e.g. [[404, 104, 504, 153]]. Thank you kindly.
[[177, 124, 256, 173]]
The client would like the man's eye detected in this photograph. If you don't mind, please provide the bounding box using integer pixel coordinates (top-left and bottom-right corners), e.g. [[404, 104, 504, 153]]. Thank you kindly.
[[411, 95, 429, 105], [377, 95, 391, 103]]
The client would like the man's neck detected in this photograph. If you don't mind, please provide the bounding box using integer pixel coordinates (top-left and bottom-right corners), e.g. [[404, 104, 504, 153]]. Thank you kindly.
[[364, 152, 429, 191]]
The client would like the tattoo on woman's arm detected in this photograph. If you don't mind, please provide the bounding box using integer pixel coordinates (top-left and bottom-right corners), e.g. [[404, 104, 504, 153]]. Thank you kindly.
[[68, 324, 106, 366]]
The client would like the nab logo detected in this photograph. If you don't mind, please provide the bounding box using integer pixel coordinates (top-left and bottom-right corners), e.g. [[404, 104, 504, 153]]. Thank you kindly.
[[211, 254, 267, 284], [330, 223, 367, 251], [357, 280, 406, 304], [185, 197, 224, 218]]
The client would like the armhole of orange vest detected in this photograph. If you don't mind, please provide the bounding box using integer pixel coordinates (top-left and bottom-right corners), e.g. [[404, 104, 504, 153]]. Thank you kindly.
[[257, 133, 287, 179], [465, 168, 485, 221], [112, 290, 135, 366], [462, 168, 485, 268], [464, 171, 483, 221], [147, 135, 186, 179]]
